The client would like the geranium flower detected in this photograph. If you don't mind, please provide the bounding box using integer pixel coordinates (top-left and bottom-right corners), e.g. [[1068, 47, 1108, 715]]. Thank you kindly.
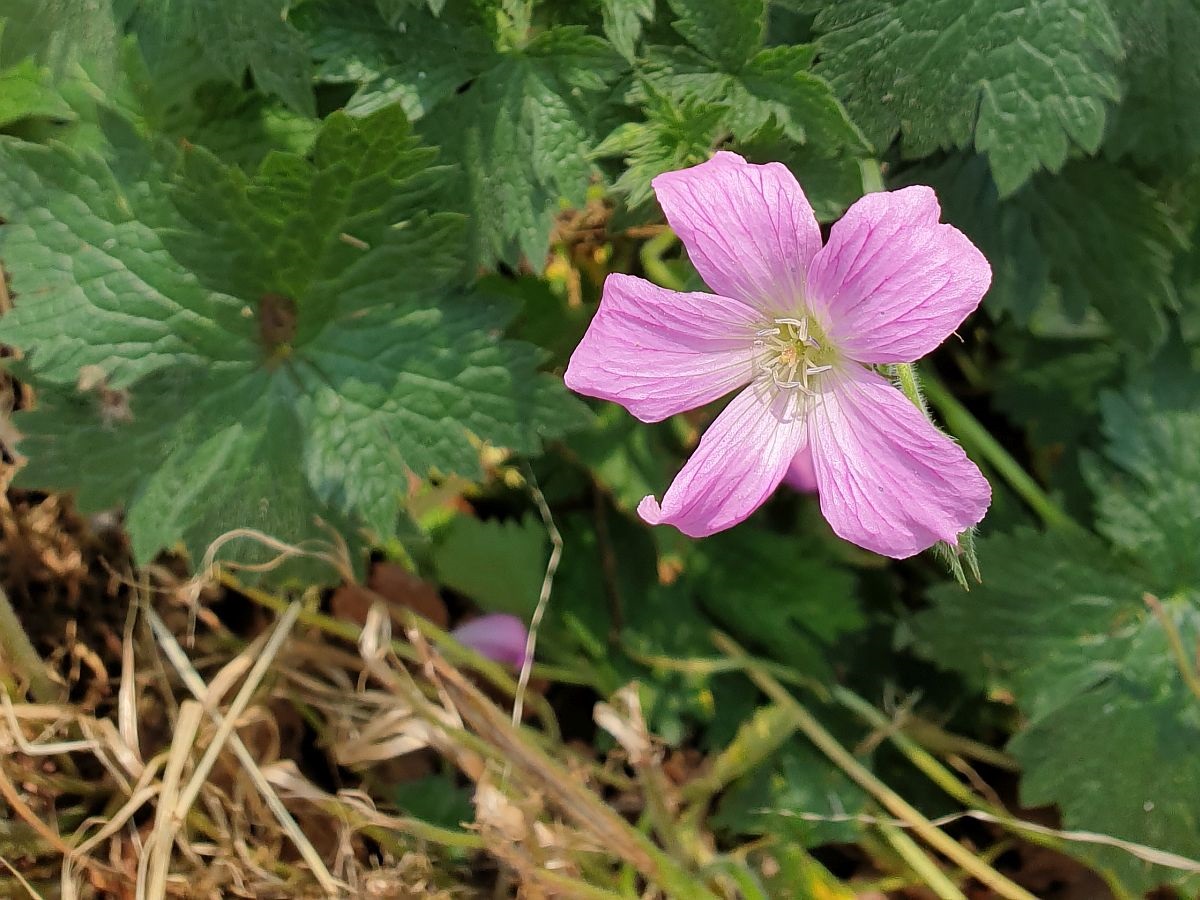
[[452, 613, 530, 668], [565, 152, 991, 558]]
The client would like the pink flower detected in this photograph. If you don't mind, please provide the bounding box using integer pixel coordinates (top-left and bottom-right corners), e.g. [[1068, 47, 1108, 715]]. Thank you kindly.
[[451, 614, 530, 668], [565, 152, 992, 558]]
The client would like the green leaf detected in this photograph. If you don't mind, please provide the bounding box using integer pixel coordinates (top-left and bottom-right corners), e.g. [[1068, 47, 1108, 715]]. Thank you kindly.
[[812, 0, 1122, 195], [1105, 0, 1200, 167], [641, 43, 867, 151], [601, 0, 655, 60], [0, 57, 75, 128], [0, 0, 122, 87], [665, 0, 764, 70], [689, 529, 862, 678], [1018, 160, 1184, 353], [307, 2, 624, 267], [126, 0, 314, 114], [713, 731, 869, 847], [302, 0, 488, 120], [914, 529, 1200, 892], [1089, 347, 1200, 590], [432, 515, 546, 617], [0, 108, 588, 569], [419, 24, 625, 266], [911, 154, 1183, 349], [567, 405, 679, 515], [594, 86, 725, 209]]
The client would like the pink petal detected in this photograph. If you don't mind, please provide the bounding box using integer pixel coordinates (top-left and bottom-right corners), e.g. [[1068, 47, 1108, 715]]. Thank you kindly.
[[452, 614, 530, 668], [806, 186, 991, 364], [652, 151, 821, 314], [783, 444, 818, 493], [564, 273, 758, 422], [807, 368, 990, 558], [638, 385, 806, 537]]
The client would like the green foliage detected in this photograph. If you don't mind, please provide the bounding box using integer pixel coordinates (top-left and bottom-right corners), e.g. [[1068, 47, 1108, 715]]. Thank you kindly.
[[4, 0, 1200, 892], [126, 0, 314, 114], [0, 108, 587, 568], [812, 0, 1122, 195], [0, 57, 74, 128], [433, 515, 547, 617], [914, 154, 1185, 351]]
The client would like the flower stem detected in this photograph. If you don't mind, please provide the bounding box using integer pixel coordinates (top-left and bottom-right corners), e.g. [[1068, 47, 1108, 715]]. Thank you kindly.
[[918, 368, 1076, 531], [0, 586, 56, 703]]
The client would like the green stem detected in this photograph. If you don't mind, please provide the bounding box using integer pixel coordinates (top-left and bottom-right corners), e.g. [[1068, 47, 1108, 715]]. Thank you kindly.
[[713, 632, 1038, 900], [877, 819, 966, 900], [919, 369, 1076, 531], [641, 229, 685, 291], [0, 587, 56, 703]]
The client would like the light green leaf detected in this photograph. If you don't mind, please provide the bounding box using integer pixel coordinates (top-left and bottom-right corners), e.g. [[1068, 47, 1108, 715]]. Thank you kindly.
[[432, 515, 546, 617], [812, 0, 1122, 195], [0, 57, 75, 128]]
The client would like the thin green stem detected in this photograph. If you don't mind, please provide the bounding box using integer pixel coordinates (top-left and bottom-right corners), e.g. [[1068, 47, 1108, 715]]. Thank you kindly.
[[714, 631, 1038, 900], [641, 229, 686, 291], [877, 819, 966, 900], [0, 587, 56, 703], [919, 369, 1076, 530]]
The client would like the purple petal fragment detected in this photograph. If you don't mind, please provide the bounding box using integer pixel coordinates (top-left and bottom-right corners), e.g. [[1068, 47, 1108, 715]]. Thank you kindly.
[[806, 368, 991, 558], [638, 386, 806, 537], [652, 151, 821, 314], [452, 614, 530, 668], [806, 186, 991, 364], [783, 444, 819, 494], [564, 274, 759, 422]]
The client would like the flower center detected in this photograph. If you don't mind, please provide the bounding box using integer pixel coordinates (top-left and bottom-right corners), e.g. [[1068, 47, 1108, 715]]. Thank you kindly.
[[753, 316, 835, 395]]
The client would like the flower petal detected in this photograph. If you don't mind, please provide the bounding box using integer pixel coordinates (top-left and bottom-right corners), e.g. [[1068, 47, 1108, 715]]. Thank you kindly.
[[652, 151, 821, 313], [806, 186, 991, 363], [638, 385, 806, 537], [783, 444, 818, 493], [452, 614, 530, 668], [807, 368, 990, 558], [564, 273, 758, 422]]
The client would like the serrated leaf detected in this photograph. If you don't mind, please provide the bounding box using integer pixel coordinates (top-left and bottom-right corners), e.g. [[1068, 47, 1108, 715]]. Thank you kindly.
[[126, 0, 314, 114], [1105, 0, 1200, 167], [665, 0, 764, 70], [594, 86, 725, 209], [1018, 160, 1184, 353], [419, 25, 625, 266], [0, 108, 589, 569], [302, 0, 487, 120], [812, 0, 1122, 195], [911, 154, 1184, 349], [1088, 347, 1200, 589], [641, 43, 867, 152], [0, 57, 75, 128], [915, 529, 1200, 893], [601, 0, 655, 60], [432, 515, 546, 617]]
